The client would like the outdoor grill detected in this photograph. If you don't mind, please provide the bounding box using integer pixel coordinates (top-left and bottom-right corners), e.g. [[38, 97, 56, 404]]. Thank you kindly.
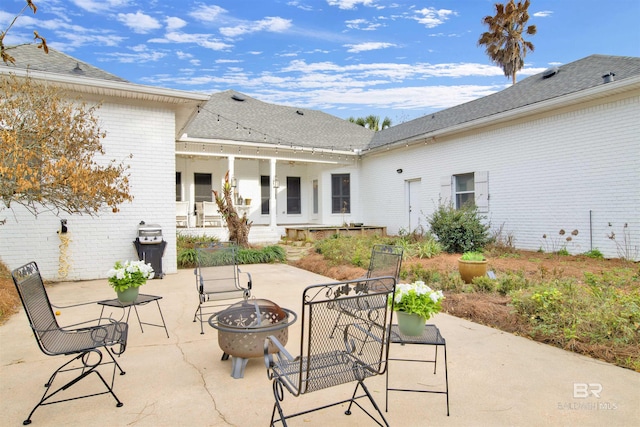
[[209, 298, 297, 378], [136, 222, 163, 244], [133, 222, 166, 279]]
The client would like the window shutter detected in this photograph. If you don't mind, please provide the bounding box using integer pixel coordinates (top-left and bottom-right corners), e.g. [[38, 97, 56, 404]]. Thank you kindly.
[[440, 176, 452, 204], [475, 171, 489, 213]]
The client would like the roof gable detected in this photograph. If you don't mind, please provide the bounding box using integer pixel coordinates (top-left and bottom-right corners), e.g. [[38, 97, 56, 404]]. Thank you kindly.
[[184, 90, 374, 151]]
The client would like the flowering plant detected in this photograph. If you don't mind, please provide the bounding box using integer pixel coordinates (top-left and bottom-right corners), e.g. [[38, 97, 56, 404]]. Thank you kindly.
[[107, 260, 154, 292], [389, 280, 444, 319]]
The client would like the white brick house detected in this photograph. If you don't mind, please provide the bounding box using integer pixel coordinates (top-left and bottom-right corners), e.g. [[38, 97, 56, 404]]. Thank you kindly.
[[1, 47, 208, 280], [2, 49, 639, 281]]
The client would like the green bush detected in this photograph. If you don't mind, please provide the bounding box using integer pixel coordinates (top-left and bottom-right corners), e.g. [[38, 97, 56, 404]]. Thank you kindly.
[[427, 202, 491, 253]]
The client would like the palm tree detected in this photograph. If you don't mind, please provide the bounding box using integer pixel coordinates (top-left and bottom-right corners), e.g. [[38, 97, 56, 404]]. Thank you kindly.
[[478, 0, 536, 84], [347, 115, 392, 131]]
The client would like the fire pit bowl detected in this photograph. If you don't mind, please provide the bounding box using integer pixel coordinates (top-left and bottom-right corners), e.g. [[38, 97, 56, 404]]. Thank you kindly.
[[208, 298, 297, 378]]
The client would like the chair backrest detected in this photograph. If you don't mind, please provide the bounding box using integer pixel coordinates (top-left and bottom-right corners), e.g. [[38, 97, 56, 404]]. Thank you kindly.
[[11, 262, 63, 356], [176, 201, 189, 216], [298, 276, 396, 394], [195, 242, 243, 298], [203, 201, 219, 216], [367, 244, 403, 280]]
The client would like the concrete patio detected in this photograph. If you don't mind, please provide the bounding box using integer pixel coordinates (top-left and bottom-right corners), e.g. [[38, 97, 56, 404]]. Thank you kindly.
[[1, 264, 638, 426]]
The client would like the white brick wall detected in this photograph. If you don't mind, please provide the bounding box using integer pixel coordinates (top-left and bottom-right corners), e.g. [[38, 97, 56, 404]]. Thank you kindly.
[[1, 101, 179, 281], [360, 94, 640, 259]]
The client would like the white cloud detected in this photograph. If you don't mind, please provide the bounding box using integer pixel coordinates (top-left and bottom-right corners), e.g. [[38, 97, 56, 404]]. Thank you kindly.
[[327, 0, 376, 10], [287, 1, 315, 11], [166, 17, 187, 31], [117, 12, 162, 34], [149, 31, 233, 51], [413, 8, 456, 28], [219, 17, 292, 38], [69, 0, 130, 13], [104, 50, 166, 63], [533, 11, 553, 17], [188, 5, 227, 23], [345, 18, 382, 31], [344, 42, 396, 53]]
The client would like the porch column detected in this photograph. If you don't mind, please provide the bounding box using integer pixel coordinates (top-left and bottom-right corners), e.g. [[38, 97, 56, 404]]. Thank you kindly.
[[227, 155, 235, 200], [270, 158, 277, 227]]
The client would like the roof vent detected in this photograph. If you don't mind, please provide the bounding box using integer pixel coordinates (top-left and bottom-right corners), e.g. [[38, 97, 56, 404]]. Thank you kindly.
[[72, 62, 84, 74], [231, 94, 245, 101], [602, 72, 615, 83], [296, 110, 304, 115], [542, 66, 558, 79]]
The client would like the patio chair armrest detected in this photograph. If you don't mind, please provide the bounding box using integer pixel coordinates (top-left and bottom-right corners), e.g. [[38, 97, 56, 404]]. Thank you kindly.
[[51, 300, 102, 309], [59, 317, 125, 331], [264, 335, 295, 373], [238, 268, 252, 290]]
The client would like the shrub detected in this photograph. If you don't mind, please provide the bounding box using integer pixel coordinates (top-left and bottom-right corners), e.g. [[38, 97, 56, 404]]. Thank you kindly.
[[427, 202, 491, 253]]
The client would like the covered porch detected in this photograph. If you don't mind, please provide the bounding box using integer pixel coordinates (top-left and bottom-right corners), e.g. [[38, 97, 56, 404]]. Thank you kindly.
[[175, 138, 364, 243]]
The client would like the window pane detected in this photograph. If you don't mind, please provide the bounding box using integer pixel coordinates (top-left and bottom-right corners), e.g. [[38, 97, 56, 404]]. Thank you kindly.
[[287, 176, 301, 214], [455, 173, 474, 192], [194, 173, 212, 203], [176, 172, 182, 201], [260, 175, 269, 215], [456, 193, 474, 209], [312, 179, 318, 214], [331, 173, 350, 213]]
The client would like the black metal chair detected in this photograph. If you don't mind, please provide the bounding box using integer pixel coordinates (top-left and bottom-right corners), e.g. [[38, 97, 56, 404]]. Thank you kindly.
[[264, 276, 396, 426], [330, 245, 403, 338], [11, 262, 128, 425], [193, 242, 252, 334]]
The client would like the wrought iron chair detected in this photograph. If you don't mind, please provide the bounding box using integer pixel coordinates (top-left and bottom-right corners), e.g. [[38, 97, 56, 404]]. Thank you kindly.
[[264, 276, 396, 426], [330, 245, 403, 338], [193, 242, 252, 335], [11, 262, 128, 426]]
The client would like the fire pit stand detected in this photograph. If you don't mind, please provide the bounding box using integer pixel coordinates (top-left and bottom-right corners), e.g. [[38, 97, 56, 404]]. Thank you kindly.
[[208, 298, 297, 378]]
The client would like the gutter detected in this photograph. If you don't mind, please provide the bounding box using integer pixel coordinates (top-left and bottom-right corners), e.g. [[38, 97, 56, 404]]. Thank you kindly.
[[0, 67, 210, 104]]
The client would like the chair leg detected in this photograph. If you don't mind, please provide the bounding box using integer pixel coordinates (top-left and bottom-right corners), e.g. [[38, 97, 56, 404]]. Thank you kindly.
[[193, 305, 205, 334], [345, 380, 390, 426], [23, 349, 124, 425], [270, 379, 288, 427]]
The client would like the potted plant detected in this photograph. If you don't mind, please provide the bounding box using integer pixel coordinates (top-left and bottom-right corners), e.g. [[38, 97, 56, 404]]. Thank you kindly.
[[389, 280, 445, 336], [107, 260, 154, 303], [458, 251, 488, 284]]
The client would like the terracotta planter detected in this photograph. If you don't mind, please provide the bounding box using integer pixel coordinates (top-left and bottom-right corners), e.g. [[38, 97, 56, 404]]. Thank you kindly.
[[396, 311, 427, 336], [458, 258, 488, 284]]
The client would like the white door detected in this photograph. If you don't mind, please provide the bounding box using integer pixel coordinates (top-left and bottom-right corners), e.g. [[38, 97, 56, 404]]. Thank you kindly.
[[407, 179, 422, 232]]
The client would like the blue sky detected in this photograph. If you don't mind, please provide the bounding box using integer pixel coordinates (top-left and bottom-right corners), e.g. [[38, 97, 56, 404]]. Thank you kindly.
[[2, 0, 639, 125]]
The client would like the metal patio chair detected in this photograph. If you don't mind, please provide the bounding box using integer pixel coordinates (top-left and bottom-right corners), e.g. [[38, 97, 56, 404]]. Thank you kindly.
[[330, 245, 403, 338], [193, 242, 252, 335], [264, 276, 396, 426], [11, 262, 128, 425]]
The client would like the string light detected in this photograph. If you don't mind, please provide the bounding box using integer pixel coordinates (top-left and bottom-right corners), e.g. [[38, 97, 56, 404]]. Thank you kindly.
[[193, 104, 356, 161]]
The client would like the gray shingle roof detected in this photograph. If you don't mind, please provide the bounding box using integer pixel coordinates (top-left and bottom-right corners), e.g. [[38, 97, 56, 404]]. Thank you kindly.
[[2, 44, 128, 82], [184, 90, 374, 151], [370, 55, 640, 149]]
